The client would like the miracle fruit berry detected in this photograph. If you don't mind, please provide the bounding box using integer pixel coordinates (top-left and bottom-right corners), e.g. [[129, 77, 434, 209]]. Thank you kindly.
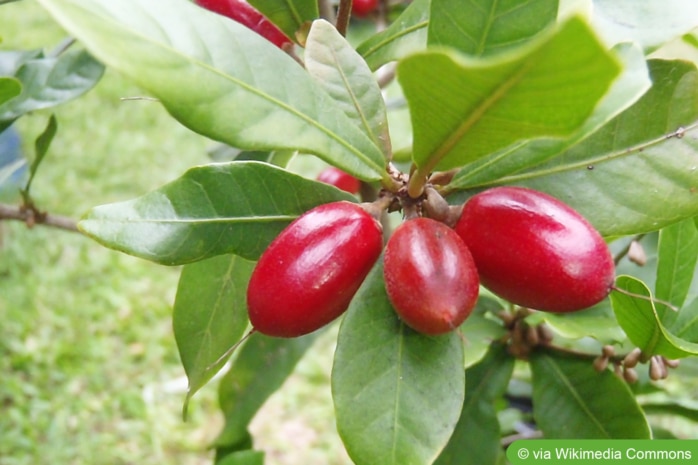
[[454, 186, 615, 313], [384, 218, 480, 335], [247, 201, 383, 337], [195, 0, 292, 49], [352, 0, 379, 17], [316, 167, 361, 195]]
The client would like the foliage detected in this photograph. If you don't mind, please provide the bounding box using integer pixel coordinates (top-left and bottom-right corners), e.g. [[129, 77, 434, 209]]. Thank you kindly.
[[4, 0, 698, 464]]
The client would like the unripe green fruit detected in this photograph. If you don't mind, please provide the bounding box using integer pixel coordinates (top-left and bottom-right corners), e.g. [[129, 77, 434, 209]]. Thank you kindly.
[[454, 186, 615, 313], [384, 218, 479, 335], [247, 201, 383, 337]]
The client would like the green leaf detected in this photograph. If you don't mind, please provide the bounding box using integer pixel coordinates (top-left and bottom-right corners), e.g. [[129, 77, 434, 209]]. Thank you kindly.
[[667, 297, 698, 344], [306, 20, 391, 156], [0, 77, 21, 106], [525, 303, 626, 343], [216, 450, 265, 465], [0, 49, 43, 75], [0, 49, 104, 130], [215, 332, 320, 448], [434, 344, 514, 465], [207, 144, 295, 167], [655, 219, 698, 321], [247, 0, 317, 41], [37, 0, 387, 181], [592, 0, 698, 53], [173, 254, 255, 408], [428, 0, 558, 56], [398, 16, 621, 183], [449, 42, 650, 188], [356, 0, 429, 71], [332, 260, 465, 465], [530, 350, 651, 438], [610, 275, 698, 359], [498, 59, 698, 237], [78, 161, 356, 265], [461, 296, 508, 368], [22, 114, 57, 196], [642, 397, 698, 423]]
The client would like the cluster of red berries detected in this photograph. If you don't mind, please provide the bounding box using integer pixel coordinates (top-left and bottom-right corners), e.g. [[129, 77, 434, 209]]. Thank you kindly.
[[246, 167, 616, 338]]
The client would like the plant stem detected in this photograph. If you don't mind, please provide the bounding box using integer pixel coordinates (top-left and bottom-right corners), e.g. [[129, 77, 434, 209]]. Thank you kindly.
[[335, 0, 352, 36], [0, 202, 78, 232], [407, 164, 430, 198]]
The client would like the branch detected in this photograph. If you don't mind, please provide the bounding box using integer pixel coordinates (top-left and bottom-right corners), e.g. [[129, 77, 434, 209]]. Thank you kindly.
[[0, 202, 79, 232], [335, 0, 352, 36]]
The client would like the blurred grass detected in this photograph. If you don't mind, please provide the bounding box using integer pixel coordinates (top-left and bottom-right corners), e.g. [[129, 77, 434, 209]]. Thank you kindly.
[[0, 3, 348, 464]]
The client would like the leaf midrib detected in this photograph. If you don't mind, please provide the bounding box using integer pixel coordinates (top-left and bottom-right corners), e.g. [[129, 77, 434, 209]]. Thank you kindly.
[[489, 121, 698, 186], [419, 57, 535, 175], [541, 354, 612, 438], [360, 21, 429, 60], [45, 0, 386, 177]]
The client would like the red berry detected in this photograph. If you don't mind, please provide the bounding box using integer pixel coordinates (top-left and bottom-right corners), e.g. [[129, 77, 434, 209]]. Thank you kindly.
[[352, 0, 379, 17], [384, 218, 479, 335], [316, 167, 361, 194], [247, 201, 383, 337], [454, 187, 615, 313], [195, 0, 292, 49]]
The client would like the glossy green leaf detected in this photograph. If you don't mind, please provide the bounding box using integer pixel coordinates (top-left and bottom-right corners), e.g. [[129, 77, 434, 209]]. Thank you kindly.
[[173, 254, 255, 407], [398, 16, 621, 182], [215, 332, 320, 448], [497, 59, 698, 237], [525, 303, 626, 343], [655, 219, 698, 322], [37, 0, 388, 181], [333, 260, 465, 465], [78, 161, 356, 265], [306, 20, 391, 156], [449, 42, 650, 188], [0, 48, 103, 132], [461, 296, 508, 368], [428, 0, 558, 56], [207, 144, 295, 167], [247, 0, 317, 41], [610, 275, 698, 359], [0, 77, 21, 106], [667, 297, 698, 344], [592, 0, 698, 53], [434, 344, 513, 465], [356, 0, 429, 71], [530, 350, 651, 438]]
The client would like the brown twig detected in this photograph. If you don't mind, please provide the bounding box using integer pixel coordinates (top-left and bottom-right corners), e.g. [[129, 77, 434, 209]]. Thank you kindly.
[[0, 202, 79, 232], [335, 0, 352, 36]]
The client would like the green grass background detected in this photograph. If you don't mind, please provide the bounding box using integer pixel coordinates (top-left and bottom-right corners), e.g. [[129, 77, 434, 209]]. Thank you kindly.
[[0, 3, 349, 464]]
